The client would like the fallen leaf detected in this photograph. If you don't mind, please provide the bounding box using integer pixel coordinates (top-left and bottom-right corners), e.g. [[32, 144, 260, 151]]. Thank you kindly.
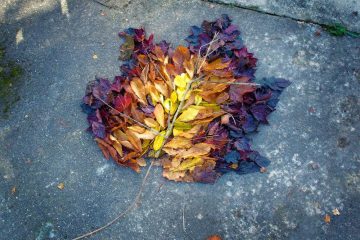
[[332, 208, 340, 216], [153, 131, 165, 151], [11, 186, 16, 194], [207, 235, 222, 240], [57, 182, 65, 190], [154, 104, 166, 128], [324, 214, 331, 223], [177, 106, 199, 122]]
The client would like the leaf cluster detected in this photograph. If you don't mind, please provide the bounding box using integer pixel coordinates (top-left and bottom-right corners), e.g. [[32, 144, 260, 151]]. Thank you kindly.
[[82, 15, 290, 183]]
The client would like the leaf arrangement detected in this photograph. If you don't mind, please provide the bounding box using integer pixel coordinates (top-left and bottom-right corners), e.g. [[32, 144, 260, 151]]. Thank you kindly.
[[82, 15, 290, 183]]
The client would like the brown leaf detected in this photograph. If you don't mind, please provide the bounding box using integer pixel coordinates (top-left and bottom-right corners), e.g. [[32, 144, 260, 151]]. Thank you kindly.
[[130, 77, 147, 104], [154, 104, 166, 128], [11, 186, 16, 194], [164, 137, 192, 149], [140, 64, 149, 83], [173, 45, 190, 67], [125, 130, 143, 152], [178, 143, 214, 158], [154, 80, 169, 98]]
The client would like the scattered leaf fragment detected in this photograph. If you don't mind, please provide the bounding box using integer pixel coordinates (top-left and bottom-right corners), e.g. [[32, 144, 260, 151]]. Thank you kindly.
[[332, 208, 340, 216], [324, 214, 331, 223], [57, 182, 65, 190], [207, 235, 222, 240], [11, 186, 16, 194]]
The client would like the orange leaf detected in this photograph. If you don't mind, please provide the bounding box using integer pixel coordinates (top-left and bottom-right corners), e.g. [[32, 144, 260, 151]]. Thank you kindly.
[[203, 58, 229, 71], [207, 235, 222, 240], [173, 45, 190, 66], [324, 214, 331, 223]]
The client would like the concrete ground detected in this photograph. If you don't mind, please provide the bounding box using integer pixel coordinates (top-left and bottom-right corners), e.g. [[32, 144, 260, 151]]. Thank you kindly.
[[0, 0, 359, 239]]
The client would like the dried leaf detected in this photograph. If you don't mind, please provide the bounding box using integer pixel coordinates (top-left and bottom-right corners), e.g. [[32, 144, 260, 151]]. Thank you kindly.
[[332, 208, 340, 216], [130, 77, 147, 104], [164, 137, 192, 149], [125, 130, 143, 152], [324, 214, 331, 223], [154, 104, 166, 128], [153, 131, 165, 151], [177, 106, 199, 122], [57, 182, 65, 190]]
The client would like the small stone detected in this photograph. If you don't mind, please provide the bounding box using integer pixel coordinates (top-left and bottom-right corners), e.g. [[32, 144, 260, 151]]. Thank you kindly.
[[92, 54, 98, 60], [308, 162, 319, 170], [226, 181, 233, 187]]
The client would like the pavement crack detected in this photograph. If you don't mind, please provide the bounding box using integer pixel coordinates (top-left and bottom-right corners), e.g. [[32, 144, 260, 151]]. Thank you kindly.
[[203, 0, 360, 36]]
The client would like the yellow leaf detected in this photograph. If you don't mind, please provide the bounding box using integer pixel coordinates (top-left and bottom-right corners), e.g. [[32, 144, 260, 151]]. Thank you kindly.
[[170, 91, 178, 103], [163, 98, 177, 115], [173, 121, 193, 130], [57, 182, 65, 190], [128, 125, 146, 133], [174, 73, 191, 88], [173, 128, 183, 136], [177, 106, 199, 122], [195, 95, 202, 105], [173, 157, 203, 172], [144, 118, 160, 128], [164, 137, 192, 149], [176, 87, 191, 101], [154, 104, 165, 128], [134, 130, 156, 140], [130, 77, 147, 104], [153, 131, 165, 151], [147, 84, 160, 103]]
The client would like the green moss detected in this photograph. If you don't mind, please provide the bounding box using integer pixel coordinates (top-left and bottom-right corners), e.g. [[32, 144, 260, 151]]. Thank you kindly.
[[0, 46, 23, 119], [324, 23, 360, 37]]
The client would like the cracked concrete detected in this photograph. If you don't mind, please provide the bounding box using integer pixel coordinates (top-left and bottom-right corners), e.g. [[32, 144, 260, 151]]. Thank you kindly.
[[208, 0, 360, 32], [0, 0, 359, 239]]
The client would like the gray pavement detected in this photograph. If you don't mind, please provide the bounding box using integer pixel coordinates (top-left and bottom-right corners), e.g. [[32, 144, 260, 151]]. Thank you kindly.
[[0, 0, 359, 239], [209, 0, 360, 32]]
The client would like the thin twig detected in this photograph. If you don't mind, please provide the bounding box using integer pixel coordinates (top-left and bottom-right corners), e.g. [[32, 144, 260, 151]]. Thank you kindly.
[[95, 96, 160, 135], [206, 81, 260, 86], [72, 160, 154, 240]]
